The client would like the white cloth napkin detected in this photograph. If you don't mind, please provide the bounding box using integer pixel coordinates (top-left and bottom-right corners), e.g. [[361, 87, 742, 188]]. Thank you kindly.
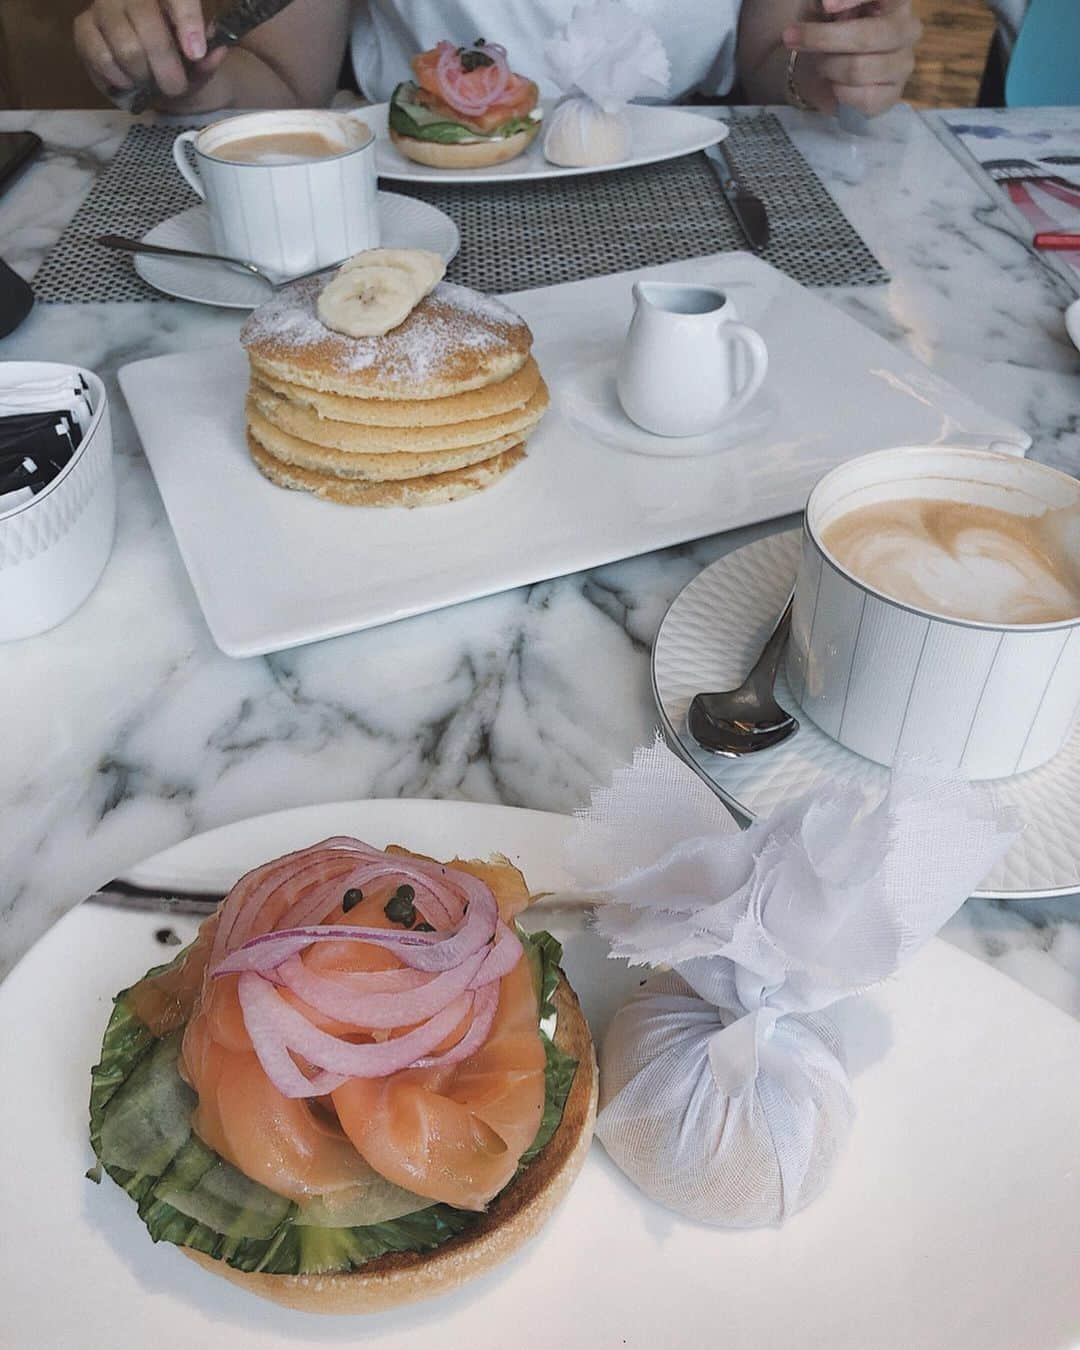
[[544, 1, 670, 112], [568, 738, 1021, 1226]]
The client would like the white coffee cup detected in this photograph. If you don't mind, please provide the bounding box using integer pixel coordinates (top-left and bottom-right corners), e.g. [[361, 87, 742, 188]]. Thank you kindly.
[[172, 110, 379, 276], [786, 446, 1080, 779], [616, 282, 768, 437]]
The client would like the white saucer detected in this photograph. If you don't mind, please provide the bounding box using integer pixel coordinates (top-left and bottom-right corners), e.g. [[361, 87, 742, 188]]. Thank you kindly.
[[134, 196, 460, 308], [651, 528, 1080, 901], [558, 354, 779, 459]]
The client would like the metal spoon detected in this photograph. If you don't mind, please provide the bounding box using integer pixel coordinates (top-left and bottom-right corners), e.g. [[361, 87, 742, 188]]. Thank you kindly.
[[96, 234, 340, 290], [687, 592, 798, 757]]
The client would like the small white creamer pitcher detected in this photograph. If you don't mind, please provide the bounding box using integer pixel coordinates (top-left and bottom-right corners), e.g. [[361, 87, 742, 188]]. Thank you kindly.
[[616, 282, 769, 437]]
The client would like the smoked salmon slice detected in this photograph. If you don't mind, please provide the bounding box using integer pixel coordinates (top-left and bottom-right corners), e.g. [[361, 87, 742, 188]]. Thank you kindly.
[[126, 849, 548, 1212], [332, 954, 545, 1211], [128, 915, 217, 1037], [411, 45, 539, 135]]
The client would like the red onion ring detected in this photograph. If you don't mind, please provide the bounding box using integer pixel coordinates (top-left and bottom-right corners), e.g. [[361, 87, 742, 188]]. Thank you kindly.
[[241, 858, 357, 946], [240, 972, 475, 1097], [485, 43, 511, 102], [434, 40, 463, 108], [237, 973, 349, 1098], [212, 924, 443, 979], [219, 844, 465, 962], [434, 41, 511, 118], [213, 839, 368, 962], [278, 948, 487, 1028], [282, 858, 462, 933], [215, 869, 499, 976], [210, 838, 525, 1097], [469, 921, 523, 987], [413, 982, 500, 1069], [292, 966, 433, 993]]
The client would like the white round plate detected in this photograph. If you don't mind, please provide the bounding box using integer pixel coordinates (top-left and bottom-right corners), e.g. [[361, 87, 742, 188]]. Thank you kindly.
[[3, 799, 1080, 1349], [134, 195, 460, 308], [652, 529, 1080, 900], [360, 101, 728, 185]]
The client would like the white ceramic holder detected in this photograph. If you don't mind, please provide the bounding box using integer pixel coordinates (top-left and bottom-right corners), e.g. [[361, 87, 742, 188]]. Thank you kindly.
[[0, 362, 115, 642]]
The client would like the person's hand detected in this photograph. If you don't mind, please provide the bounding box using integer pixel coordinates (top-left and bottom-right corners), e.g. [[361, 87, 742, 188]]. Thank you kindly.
[[782, 0, 922, 117], [73, 0, 229, 104]]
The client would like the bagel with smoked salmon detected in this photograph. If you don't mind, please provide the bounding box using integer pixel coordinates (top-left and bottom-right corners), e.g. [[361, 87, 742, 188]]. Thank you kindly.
[[389, 40, 543, 170], [88, 840, 596, 1313]]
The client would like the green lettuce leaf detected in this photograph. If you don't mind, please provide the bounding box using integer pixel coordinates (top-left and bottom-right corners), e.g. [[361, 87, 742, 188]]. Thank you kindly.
[[88, 925, 577, 1275], [389, 81, 539, 144], [521, 1036, 578, 1169]]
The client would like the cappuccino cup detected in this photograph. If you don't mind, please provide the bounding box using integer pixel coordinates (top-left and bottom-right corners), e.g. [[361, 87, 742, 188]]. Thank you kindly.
[[172, 110, 378, 276], [786, 446, 1080, 779]]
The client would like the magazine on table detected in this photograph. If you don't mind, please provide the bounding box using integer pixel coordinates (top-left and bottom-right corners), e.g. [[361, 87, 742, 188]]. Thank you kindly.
[[943, 108, 1080, 276]]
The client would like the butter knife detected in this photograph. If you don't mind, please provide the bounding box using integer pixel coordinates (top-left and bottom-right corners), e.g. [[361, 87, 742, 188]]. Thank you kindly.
[[85, 880, 225, 915], [83, 880, 589, 916], [704, 142, 770, 253], [110, 0, 298, 114]]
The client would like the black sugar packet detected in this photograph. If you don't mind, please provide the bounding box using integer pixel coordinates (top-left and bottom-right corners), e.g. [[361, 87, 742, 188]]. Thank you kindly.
[[0, 409, 81, 453], [0, 413, 81, 495], [0, 379, 91, 508], [0, 449, 72, 497]]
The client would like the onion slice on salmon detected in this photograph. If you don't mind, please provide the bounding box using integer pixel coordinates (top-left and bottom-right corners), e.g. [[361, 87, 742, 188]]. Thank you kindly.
[[275, 948, 488, 1028], [214, 924, 444, 976], [240, 973, 478, 1096], [208, 839, 524, 1098], [412, 981, 500, 1070], [212, 837, 371, 963], [469, 921, 523, 987], [433, 40, 511, 118]]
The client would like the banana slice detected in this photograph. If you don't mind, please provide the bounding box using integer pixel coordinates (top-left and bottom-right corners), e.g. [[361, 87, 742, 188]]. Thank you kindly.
[[317, 265, 420, 338], [339, 248, 445, 298]]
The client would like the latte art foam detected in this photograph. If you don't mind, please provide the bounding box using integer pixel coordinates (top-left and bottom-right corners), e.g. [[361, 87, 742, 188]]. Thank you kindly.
[[821, 497, 1080, 625], [211, 131, 347, 165]]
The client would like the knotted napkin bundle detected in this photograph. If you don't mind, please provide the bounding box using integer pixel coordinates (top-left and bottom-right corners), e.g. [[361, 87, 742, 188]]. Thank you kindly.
[[567, 739, 1019, 1227], [543, 1, 670, 167]]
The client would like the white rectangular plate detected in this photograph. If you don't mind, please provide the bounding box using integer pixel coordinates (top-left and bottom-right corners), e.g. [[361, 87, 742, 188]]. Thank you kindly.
[[118, 253, 1029, 657], [361, 100, 727, 183], [2, 799, 1079, 1350]]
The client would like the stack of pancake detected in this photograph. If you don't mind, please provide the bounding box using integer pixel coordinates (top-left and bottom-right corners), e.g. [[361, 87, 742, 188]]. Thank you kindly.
[[239, 276, 548, 508]]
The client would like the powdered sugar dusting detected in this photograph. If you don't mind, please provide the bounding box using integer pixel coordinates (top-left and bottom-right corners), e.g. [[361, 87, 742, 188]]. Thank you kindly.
[[436, 282, 520, 327], [240, 278, 336, 351], [241, 277, 530, 386]]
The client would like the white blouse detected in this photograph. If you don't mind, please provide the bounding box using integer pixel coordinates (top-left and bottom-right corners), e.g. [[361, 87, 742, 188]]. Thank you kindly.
[[350, 0, 744, 105]]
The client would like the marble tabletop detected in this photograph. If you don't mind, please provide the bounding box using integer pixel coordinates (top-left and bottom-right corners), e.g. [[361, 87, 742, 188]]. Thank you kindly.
[[1, 104, 1078, 1019]]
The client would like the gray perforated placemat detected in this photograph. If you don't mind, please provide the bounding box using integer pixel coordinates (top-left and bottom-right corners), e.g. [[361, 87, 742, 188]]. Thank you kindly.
[[32, 111, 887, 303], [32, 124, 201, 304], [401, 112, 888, 291]]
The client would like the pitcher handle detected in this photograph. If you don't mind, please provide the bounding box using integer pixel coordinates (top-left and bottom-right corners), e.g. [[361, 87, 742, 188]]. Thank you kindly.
[[172, 130, 206, 200], [718, 322, 769, 419]]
